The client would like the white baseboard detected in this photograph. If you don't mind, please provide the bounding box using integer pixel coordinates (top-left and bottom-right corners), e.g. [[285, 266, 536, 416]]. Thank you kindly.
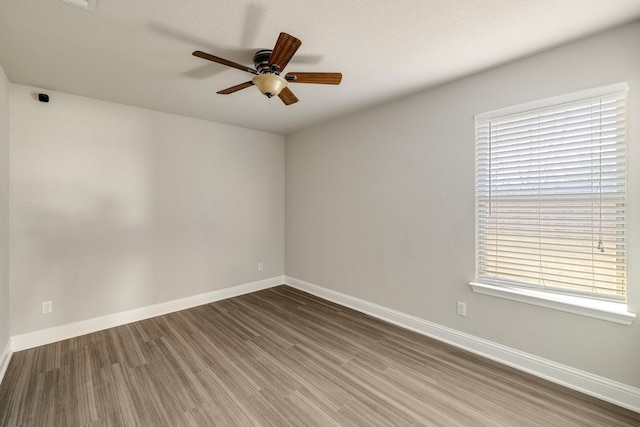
[[7, 274, 640, 413], [11, 276, 285, 352], [0, 338, 12, 385], [285, 275, 640, 413]]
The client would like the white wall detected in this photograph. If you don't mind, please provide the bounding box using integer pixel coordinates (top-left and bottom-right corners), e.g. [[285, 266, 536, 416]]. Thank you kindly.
[[285, 21, 640, 387], [9, 86, 284, 335], [0, 65, 10, 370]]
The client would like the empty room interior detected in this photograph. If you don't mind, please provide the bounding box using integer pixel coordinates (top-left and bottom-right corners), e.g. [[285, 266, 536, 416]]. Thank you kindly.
[[1, 0, 640, 425]]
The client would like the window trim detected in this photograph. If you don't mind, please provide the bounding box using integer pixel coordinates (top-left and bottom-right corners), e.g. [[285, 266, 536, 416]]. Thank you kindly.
[[469, 281, 635, 325], [473, 83, 634, 322], [475, 82, 628, 121]]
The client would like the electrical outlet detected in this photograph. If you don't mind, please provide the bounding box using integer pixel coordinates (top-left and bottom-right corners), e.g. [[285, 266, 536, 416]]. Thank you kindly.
[[42, 301, 53, 314], [258, 262, 264, 272], [457, 301, 466, 317]]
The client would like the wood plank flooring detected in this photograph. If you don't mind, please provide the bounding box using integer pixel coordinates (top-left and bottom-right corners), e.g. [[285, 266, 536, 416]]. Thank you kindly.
[[1, 285, 639, 426]]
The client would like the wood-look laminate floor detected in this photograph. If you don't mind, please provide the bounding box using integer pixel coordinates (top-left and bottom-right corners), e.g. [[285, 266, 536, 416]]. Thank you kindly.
[[1, 286, 639, 426]]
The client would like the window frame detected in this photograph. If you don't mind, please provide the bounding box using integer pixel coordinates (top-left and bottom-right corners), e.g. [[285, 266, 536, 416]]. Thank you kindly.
[[470, 83, 635, 324]]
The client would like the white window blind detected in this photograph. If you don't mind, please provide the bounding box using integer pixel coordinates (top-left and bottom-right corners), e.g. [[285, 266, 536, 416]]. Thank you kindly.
[[475, 84, 627, 302]]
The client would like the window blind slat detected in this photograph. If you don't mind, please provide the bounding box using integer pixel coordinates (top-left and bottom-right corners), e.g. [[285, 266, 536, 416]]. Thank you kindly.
[[475, 87, 627, 301]]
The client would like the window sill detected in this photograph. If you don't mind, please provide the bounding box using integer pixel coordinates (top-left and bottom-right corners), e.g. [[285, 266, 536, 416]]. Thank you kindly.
[[469, 282, 636, 325]]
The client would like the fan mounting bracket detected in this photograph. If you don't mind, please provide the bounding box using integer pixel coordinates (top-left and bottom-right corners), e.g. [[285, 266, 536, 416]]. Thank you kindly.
[[253, 49, 276, 74]]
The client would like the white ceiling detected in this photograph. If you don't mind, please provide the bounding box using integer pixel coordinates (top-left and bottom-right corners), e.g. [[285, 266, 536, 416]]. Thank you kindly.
[[1, 0, 639, 135]]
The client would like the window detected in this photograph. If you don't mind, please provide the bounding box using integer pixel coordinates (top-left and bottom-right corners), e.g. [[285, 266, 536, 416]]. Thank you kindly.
[[473, 84, 628, 311]]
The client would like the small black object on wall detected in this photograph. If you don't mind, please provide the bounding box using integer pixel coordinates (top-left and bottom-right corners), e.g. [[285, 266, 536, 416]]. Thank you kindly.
[[38, 93, 49, 102]]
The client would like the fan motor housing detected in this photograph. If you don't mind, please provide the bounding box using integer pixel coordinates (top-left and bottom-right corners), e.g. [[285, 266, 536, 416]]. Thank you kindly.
[[253, 49, 275, 74]]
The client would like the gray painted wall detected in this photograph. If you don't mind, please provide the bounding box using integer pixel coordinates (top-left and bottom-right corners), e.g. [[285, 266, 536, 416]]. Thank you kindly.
[[9, 86, 285, 335], [0, 65, 10, 358], [285, 22, 640, 387]]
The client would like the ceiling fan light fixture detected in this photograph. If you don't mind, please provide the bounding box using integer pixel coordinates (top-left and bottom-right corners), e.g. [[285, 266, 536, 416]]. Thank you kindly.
[[193, 32, 339, 105], [252, 73, 287, 98]]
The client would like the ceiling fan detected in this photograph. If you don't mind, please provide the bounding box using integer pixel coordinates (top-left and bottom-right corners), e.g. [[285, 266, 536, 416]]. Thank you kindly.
[[192, 32, 342, 105]]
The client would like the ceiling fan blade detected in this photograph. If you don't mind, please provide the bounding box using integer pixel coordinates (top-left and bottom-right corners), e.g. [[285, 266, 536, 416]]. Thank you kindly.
[[268, 33, 301, 72], [192, 51, 257, 74], [278, 87, 299, 105], [217, 81, 254, 95], [285, 72, 342, 85]]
